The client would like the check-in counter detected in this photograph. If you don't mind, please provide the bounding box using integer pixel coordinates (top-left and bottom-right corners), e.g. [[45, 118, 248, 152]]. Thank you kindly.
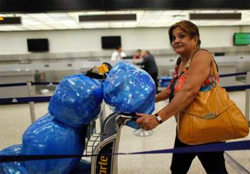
[[0, 70, 35, 98], [246, 72, 250, 124], [0, 55, 249, 98], [155, 56, 245, 87], [216, 61, 237, 86]]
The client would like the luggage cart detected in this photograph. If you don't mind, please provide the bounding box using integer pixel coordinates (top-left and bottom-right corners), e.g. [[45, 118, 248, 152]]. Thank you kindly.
[[91, 113, 138, 174]]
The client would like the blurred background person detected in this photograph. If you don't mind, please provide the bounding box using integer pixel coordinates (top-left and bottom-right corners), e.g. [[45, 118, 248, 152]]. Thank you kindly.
[[135, 50, 158, 92], [133, 49, 143, 59], [111, 46, 126, 61]]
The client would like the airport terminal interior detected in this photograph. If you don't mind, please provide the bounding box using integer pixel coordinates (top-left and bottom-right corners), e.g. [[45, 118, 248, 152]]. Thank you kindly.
[[0, 0, 250, 174]]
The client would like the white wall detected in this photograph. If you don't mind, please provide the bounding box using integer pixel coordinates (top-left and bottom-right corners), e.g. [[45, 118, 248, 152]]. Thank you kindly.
[[199, 26, 239, 47], [0, 26, 249, 55]]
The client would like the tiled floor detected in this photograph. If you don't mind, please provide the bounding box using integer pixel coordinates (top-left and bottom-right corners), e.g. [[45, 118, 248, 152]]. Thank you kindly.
[[0, 91, 249, 174]]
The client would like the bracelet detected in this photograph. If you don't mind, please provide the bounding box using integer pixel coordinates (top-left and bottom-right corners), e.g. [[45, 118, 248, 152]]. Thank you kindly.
[[154, 113, 163, 124]]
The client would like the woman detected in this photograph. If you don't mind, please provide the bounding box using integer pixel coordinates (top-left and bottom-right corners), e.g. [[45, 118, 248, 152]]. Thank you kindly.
[[136, 20, 228, 174]]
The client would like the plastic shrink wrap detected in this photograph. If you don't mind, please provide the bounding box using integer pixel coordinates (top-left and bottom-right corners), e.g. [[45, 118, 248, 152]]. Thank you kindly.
[[49, 74, 103, 127], [0, 144, 28, 174], [22, 113, 86, 174], [104, 62, 156, 129], [104, 61, 155, 114]]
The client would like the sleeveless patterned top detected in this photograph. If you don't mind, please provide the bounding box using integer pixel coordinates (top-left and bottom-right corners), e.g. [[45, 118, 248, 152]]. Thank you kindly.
[[167, 49, 220, 98]]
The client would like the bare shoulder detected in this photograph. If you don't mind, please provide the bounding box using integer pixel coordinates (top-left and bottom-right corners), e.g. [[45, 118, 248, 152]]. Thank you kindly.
[[191, 49, 212, 66]]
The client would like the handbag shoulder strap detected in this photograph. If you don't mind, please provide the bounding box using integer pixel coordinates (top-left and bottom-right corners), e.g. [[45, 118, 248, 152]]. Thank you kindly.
[[169, 57, 182, 102], [190, 49, 219, 77]]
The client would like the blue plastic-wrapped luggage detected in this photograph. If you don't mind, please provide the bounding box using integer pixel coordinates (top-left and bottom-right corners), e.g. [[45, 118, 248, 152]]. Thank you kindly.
[[0, 144, 28, 174], [104, 61, 155, 114], [49, 74, 103, 127], [22, 113, 86, 174]]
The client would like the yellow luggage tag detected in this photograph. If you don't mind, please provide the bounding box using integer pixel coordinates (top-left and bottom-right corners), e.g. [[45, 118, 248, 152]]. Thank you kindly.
[[97, 64, 109, 74]]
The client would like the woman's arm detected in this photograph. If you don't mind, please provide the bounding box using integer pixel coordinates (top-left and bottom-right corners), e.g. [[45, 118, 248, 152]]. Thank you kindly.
[[157, 50, 212, 121], [137, 50, 212, 129], [155, 88, 170, 103]]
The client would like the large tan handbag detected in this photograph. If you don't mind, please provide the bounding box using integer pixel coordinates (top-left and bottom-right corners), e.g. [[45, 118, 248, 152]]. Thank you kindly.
[[178, 54, 249, 145]]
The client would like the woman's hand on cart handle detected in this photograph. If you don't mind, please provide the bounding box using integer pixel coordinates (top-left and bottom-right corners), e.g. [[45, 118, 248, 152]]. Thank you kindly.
[[136, 113, 159, 130]]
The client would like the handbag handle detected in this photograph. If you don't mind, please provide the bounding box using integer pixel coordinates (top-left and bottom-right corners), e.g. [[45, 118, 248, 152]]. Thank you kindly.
[[207, 52, 220, 86], [191, 49, 219, 84], [209, 54, 218, 77]]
